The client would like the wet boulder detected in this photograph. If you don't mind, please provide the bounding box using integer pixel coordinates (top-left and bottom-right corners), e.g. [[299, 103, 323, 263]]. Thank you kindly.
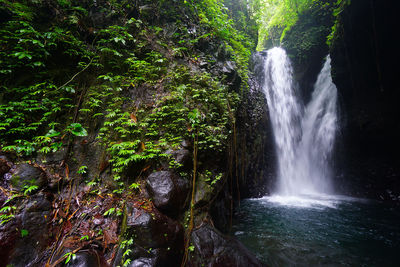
[[189, 224, 265, 267], [0, 219, 19, 265], [65, 251, 102, 267], [39, 147, 67, 164], [170, 148, 192, 170], [126, 248, 168, 267], [10, 163, 47, 191], [0, 157, 11, 178], [6, 194, 52, 267], [216, 60, 241, 89], [113, 203, 183, 267], [128, 257, 156, 267], [194, 172, 225, 209], [126, 205, 183, 249], [162, 148, 192, 171], [146, 171, 189, 217]]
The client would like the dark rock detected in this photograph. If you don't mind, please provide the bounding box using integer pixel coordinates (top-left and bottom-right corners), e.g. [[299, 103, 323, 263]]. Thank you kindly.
[[24, 193, 52, 212], [189, 224, 265, 267], [0, 158, 11, 178], [10, 163, 47, 190], [146, 171, 189, 216], [113, 204, 183, 267], [125, 205, 183, 249], [6, 194, 51, 267], [199, 60, 209, 69], [0, 220, 19, 266], [128, 257, 156, 267], [216, 61, 241, 90], [126, 248, 169, 267], [40, 147, 67, 164], [210, 186, 231, 232], [330, 0, 400, 200], [65, 251, 101, 267], [234, 53, 275, 198], [221, 61, 236, 74], [194, 173, 218, 208], [71, 139, 111, 183], [181, 140, 191, 149], [170, 149, 192, 170]]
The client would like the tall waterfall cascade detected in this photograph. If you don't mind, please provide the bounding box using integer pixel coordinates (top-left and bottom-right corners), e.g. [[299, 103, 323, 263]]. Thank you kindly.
[[263, 47, 338, 196]]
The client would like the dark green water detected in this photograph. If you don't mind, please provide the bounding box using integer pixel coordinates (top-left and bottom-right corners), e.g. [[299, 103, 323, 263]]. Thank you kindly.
[[232, 195, 400, 267]]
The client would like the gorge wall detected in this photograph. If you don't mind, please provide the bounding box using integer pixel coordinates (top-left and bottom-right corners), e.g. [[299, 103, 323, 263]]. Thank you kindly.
[[330, 0, 400, 201]]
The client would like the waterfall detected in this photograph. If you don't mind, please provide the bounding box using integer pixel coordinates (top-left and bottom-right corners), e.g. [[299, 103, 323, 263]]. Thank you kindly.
[[263, 47, 338, 196]]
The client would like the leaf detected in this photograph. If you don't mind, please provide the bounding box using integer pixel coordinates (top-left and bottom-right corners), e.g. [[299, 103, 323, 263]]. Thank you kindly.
[[21, 229, 29, 238], [33, 61, 44, 67], [123, 249, 132, 257], [138, 142, 145, 152], [14, 52, 32, 60], [130, 113, 137, 123], [24, 185, 39, 195], [77, 165, 87, 174], [65, 164, 70, 178], [142, 165, 151, 172], [68, 123, 88, 136], [80, 235, 89, 241], [129, 183, 140, 189], [188, 108, 200, 125], [64, 252, 76, 264], [103, 226, 118, 246], [104, 208, 115, 216], [46, 129, 61, 138]]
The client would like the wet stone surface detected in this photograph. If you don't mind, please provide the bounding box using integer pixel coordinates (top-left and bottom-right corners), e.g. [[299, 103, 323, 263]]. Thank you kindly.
[[146, 171, 189, 217]]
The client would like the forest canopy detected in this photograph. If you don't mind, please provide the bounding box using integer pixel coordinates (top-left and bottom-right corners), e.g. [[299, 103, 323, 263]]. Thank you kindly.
[[249, 0, 350, 50]]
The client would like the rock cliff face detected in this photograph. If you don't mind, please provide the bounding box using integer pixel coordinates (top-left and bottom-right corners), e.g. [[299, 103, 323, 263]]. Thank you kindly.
[[236, 53, 275, 198], [0, 1, 266, 266], [330, 0, 400, 201]]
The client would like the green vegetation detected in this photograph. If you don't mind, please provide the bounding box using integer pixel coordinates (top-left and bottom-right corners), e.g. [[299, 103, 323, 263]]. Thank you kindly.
[[0, 0, 253, 187], [250, 0, 351, 50], [0, 0, 93, 156], [280, 0, 337, 67], [195, 0, 256, 80], [0, 3, 258, 265], [249, 0, 315, 49], [327, 0, 351, 46], [98, 65, 237, 189], [0, 192, 18, 225]]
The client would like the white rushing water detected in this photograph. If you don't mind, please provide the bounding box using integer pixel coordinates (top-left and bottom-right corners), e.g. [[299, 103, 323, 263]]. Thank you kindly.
[[263, 47, 338, 197]]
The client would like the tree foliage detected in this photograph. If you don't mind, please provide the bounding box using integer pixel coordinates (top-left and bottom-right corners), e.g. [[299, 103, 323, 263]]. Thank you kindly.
[[250, 0, 350, 50]]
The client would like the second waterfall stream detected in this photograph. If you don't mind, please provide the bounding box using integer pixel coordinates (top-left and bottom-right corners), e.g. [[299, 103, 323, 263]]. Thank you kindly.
[[263, 47, 338, 198]]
